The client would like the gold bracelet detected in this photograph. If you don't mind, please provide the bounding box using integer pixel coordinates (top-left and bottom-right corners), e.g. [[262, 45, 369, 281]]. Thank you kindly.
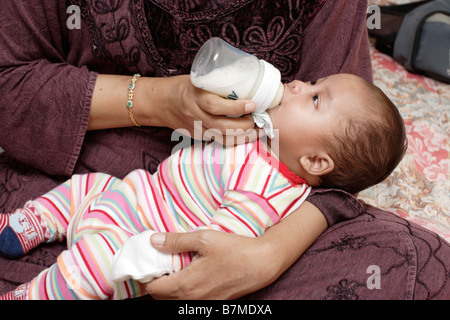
[[126, 73, 141, 127]]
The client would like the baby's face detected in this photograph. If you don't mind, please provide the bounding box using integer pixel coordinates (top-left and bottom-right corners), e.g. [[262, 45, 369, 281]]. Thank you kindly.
[[267, 73, 368, 164]]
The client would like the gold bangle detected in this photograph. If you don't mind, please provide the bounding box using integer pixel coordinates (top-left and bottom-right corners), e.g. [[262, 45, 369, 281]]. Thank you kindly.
[[126, 73, 141, 127]]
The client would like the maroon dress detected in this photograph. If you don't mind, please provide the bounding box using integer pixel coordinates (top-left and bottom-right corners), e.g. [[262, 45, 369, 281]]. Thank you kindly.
[[0, 0, 448, 299]]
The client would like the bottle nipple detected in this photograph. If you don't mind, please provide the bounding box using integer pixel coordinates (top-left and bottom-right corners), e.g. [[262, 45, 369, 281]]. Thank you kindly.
[[267, 83, 284, 109], [251, 61, 284, 139]]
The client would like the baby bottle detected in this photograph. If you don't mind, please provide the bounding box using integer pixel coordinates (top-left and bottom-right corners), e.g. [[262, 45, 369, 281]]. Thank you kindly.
[[190, 38, 283, 138]]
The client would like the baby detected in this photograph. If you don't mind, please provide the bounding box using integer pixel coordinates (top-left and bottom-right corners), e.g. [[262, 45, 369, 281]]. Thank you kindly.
[[0, 73, 407, 300]]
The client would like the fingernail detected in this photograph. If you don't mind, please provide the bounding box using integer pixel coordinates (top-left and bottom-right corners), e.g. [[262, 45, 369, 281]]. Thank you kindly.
[[151, 233, 166, 247], [245, 102, 255, 113]]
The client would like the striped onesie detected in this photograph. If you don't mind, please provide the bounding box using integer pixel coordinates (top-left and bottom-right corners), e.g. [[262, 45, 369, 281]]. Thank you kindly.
[[2, 140, 310, 300]]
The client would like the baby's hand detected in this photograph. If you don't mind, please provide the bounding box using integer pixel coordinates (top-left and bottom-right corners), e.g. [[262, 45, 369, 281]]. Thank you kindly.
[[111, 230, 173, 283]]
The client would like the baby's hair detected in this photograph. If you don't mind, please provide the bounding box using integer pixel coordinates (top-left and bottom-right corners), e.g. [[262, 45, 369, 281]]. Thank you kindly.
[[319, 79, 407, 194]]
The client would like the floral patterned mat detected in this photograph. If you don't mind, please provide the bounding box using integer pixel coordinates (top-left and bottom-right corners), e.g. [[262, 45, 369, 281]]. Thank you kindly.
[[358, 43, 450, 242]]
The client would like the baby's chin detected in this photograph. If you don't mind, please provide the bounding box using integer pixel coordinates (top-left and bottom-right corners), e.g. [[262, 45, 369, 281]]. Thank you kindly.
[[266, 103, 280, 121]]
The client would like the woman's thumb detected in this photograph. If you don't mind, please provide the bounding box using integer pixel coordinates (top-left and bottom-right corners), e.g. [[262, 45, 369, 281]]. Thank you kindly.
[[150, 232, 200, 254]]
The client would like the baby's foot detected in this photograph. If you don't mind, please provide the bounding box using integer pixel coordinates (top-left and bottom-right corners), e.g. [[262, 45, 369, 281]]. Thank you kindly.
[[0, 203, 47, 259]]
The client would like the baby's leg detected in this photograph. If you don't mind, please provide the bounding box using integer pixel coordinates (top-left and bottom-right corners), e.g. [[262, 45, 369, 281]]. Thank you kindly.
[[0, 173, 119, 258], [0, 231, 146, 300], [33, 172, 120, 242]]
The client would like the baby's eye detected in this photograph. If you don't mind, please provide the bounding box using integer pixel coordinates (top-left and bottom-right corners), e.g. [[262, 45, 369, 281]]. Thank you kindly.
[[313, 95, 319, 107], [311, 80, 317, 85]]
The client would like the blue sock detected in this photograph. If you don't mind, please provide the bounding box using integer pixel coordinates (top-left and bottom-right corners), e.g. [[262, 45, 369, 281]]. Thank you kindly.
[[0, 225, 25, 258], [0, 208, 46, 259]]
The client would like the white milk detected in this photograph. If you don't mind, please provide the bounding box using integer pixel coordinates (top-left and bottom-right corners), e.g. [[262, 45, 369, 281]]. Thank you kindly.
[[191, 56, 261, 100]]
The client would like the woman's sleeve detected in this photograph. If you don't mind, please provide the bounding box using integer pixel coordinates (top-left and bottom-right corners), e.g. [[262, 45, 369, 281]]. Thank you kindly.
[[0, 1, 97, 176], [297, 0, 373, 83], [306, 188, 366, 227]]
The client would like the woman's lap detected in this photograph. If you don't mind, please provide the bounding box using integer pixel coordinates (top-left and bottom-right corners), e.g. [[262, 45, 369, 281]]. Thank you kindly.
[[246, 206, 450, 300]]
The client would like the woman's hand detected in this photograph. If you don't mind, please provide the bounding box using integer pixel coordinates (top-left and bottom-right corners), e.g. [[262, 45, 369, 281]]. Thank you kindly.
[[146, 75, 259, 144], [145, 230, 272, 300], [89, 74, 260, 144], [144, 201, 327, 299]]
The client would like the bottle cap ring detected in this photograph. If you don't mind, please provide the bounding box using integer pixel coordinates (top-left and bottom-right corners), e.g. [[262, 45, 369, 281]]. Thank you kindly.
[[251, 60, 282, 113]]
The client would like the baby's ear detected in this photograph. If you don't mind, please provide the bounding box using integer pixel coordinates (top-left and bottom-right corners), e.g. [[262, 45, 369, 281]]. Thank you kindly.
[[299, 153, 334, 177]]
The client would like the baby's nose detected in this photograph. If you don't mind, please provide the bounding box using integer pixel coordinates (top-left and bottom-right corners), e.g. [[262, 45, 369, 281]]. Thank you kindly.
[[289, 80, 311, 94]]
